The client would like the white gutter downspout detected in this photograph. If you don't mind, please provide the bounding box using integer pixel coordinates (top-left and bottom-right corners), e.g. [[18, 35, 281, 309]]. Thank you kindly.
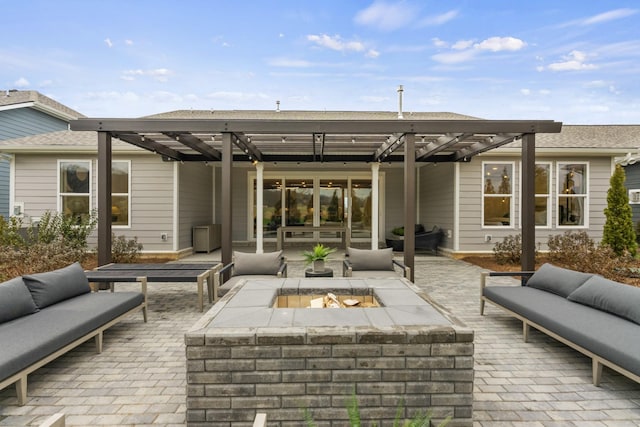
[[371, 162, 380, 249], [255, 162, 264, 253]]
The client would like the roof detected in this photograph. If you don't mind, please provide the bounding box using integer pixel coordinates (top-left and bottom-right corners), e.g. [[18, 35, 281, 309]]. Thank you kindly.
[[0, 130, 138, 153], [0, 90, 85, 121], [70, 110, 562, 163]]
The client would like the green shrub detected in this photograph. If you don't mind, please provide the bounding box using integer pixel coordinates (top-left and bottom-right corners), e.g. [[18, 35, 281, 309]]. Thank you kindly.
[[493, 234, 539, 265], [34, 210, 98, 250], [111, 234, 143, 263]]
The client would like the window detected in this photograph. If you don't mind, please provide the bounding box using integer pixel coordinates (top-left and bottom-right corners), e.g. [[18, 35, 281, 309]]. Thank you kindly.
[[483, 162, 513, 227], [557, 163, 587, 226], [59, 160, 91, 220], [111, 161, 130, 226], [534, 163, 551, 227]]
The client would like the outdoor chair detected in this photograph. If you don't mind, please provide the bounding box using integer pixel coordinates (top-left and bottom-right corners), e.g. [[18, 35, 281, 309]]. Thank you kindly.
[[415, 225, 444, 254], [214, 250, 287, 299], [342, 247, 410, 279]]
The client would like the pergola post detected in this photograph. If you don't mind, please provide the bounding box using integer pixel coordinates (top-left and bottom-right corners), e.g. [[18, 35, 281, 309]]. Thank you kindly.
[[521, 133, 536, 272], [403, 133, 415, 282], [97, 131, 112, 267], [221, 133, 233, 267]]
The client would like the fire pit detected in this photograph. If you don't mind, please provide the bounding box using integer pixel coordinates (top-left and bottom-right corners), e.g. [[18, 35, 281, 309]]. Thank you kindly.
[[186, 277, 473, 426]]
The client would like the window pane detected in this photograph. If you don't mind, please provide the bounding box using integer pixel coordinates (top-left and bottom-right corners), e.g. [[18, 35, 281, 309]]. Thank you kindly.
[[284, 179, 313, 238], [111, 195, 129, 226], [484, 164, 512, 194], [535, 196, 548, 226], [535, 164, 549, 194], [320, 179, 347, 240], [559, 164, 586, 195], [62, 195, 90, 220], [351, 179, 372, 238], [112, 162, 129, 193], [254, 179, 282, 238], [484, 196, 511, 226], [61, 161, 90, 194], [558, 196, 584, 225]]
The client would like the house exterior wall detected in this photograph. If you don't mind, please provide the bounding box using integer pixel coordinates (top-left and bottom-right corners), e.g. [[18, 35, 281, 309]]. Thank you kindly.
[[383, 168, 403, 238], [623, 163, 640, 229], [178, 163, 214, 250], [0, 108, 70, 218], [419, 163, 455, 250], [456, 154, 613, 253]]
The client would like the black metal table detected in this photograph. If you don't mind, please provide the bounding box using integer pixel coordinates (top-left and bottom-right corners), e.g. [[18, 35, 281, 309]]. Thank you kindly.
[[85, 263, 221, 312]]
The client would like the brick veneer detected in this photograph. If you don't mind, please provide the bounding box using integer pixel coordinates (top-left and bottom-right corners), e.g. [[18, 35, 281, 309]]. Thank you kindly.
[[185, 278, 473, 426]]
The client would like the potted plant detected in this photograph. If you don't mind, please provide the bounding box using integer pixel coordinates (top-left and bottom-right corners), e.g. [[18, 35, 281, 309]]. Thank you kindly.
[[302, 243, 336, 272]]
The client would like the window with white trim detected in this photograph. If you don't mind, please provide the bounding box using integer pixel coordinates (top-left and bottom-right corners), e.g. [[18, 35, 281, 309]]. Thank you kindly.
[[111, 161, 130, 227], [534, 163, 551, 227], [483, 162, 513, 227], [557, 162, 587, 226], [59, 160, 91, 220]]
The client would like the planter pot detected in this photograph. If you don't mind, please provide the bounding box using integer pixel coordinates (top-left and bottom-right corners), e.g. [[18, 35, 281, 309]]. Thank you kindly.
[[312, 259, 325, 273]]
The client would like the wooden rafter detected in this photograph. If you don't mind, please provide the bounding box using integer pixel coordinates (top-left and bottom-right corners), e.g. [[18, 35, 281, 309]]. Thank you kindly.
[[163, 132, 221, 160]]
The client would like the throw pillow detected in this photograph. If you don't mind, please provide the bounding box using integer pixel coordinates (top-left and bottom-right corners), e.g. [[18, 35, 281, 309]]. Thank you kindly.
[[233, 250, 283, 276], [23, 262, 91, 309], [0, 277, 38, 323], [567, 275, 640, 325], [347, 247, 394, 271], [526, 263, 592, 297]]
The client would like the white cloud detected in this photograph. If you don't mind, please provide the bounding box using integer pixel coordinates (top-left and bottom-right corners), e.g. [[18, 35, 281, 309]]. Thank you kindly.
[[582, 8, 637, 25], [354, 1, 416, 31], [431, 36, 526, 64], [122, 68, 172, 82], [125, 40, 134, 46], [104, 38, 113, 48], [452, 40, 474, 50], [520, 89, 531, 96], [366, 49, 380, 58], [307, 34, 365, 52], [14, 77, 30, 87], [539, 89, 551, 95], [547, 50, 597, 71], [420, 10, 459, 26], [432, 38, 448, 48], [474, 37, 526, 52]]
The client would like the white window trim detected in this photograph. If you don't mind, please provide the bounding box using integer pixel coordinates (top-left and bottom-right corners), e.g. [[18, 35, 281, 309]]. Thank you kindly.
[[556, 161, 589, 228], [482, 161, 515, 229], [518, 161, 552, 229], [111, 160, 131, 229], [57, 159, 92, 215]]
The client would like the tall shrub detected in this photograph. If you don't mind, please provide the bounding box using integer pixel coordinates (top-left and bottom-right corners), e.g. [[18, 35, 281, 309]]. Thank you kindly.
[[602, 164, 637, 256]]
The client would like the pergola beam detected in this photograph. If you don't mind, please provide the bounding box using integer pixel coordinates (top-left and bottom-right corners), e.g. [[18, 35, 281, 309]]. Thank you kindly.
[[416, 133, 472, 161], [453, 133, 521, 162], [373, 133, 404, 162], [113, 133, 185, 162], [163, 132, 221, 160]]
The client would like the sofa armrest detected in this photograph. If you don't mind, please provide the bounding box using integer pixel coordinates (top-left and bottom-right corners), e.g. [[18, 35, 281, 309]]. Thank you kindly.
[[277, 257, 287, 278], [343, 259, 353, 277], [392, 259, 411, 279]]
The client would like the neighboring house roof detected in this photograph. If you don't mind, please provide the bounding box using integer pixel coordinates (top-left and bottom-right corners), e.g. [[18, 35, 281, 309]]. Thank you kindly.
[[0, 130, 139, 153], [0, 90, 85, 121]]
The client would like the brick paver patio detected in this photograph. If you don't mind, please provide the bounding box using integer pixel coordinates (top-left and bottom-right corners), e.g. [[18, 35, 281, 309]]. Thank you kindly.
[[1, 254, 639, 426]]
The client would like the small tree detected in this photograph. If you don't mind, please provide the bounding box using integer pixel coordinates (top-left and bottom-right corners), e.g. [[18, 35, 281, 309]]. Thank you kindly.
[[602, 164, 637, 256]]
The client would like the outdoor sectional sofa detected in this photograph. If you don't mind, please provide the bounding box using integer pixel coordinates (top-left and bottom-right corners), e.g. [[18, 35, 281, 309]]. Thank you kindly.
[[0, 262, 147, 404], [214, 250, 287, 298], [480, 263, 640, 386]]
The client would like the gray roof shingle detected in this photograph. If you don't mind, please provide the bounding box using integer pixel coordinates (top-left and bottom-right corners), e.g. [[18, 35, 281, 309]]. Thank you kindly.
[[0, 90, 85, 120]]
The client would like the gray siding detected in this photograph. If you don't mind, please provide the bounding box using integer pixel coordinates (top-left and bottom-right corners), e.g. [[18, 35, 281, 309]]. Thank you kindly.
[[457, 155, 613, 253], [0, 108, 69, 218], [178, 163, 214, 250], [419, 163, 455, 249]]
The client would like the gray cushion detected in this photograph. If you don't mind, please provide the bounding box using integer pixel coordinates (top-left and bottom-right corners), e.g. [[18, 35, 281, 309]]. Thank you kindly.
[[233, 251, 283, 276], [526, 263, 592, 297], [0, 277, 38, 323], [483, 286, 640, 376], [347, 247, 394, 271], [0, 291, 144, 382], [23, 262, 91, 309], [567, 275, 640, 325]]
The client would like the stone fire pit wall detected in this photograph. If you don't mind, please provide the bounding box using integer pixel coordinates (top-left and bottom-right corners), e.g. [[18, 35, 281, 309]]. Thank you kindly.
[[185, 278, 473, 427]]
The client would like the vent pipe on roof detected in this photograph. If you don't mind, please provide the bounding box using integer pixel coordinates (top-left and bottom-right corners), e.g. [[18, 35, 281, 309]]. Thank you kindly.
[[276, 100, 280, 112], [397, 85, 404, 119]]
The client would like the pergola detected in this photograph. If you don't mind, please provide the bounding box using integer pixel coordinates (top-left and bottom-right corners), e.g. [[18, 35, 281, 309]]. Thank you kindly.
[[70, 116, 562, 281]]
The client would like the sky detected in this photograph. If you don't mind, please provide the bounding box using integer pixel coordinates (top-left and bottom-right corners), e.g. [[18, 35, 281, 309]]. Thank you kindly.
[[2, 1, 639, 124]]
